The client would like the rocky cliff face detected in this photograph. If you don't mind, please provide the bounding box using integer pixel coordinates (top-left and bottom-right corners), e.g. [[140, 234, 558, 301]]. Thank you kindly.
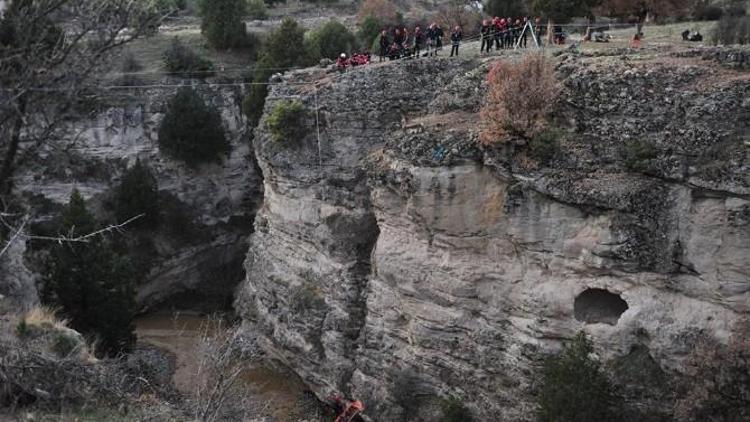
[[15, 83, 262, 310], [238, 48, 750, 420]]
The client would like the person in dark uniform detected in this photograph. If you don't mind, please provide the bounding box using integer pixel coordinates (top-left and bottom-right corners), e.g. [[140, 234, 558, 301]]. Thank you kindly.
[[379, 30, 389, 62], [450, 26, 462, 57], [480, 19, 492, 53], [413, 26, 425, 57], [434, 24, 444, 54], [505, 16, 513, 47]]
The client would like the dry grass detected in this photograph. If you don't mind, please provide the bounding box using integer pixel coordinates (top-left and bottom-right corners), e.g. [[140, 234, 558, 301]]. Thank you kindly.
[[21, 307, 69, 331], [479, 54, 559, 145]]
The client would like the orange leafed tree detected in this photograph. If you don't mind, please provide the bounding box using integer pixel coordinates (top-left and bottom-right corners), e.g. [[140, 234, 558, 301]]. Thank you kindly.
[[479, 54, 559, 145]]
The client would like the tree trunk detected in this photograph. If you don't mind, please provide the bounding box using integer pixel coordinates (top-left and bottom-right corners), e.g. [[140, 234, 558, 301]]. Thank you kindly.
[[0, 97, 27, 197]]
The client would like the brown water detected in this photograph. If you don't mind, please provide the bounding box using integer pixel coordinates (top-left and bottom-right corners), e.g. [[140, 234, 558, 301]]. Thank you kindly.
[[135, 312, 316, 421]]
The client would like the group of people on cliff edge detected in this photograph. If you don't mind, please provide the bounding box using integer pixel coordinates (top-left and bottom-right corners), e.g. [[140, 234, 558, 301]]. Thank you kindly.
[[376, 16, 545, 61], [338, 16, 547, 71]]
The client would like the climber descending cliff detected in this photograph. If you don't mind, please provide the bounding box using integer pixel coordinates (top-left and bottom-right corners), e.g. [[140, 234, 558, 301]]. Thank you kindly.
[[330, 394, 365, 422]]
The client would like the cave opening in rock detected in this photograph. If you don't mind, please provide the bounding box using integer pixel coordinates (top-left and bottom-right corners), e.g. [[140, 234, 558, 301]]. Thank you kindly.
[[574, 288, 628, 325]]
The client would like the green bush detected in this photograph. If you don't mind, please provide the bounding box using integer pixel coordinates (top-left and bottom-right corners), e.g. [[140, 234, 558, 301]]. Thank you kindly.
[[114, 159, 160, 229], [306, 20, 357, 61], [243, 17, 309, 126], [53, 332, 82, 357], [16, 319, 30, 337], [119, 52, 143, 87], [149, 0, 184, 16], [158, 87, 230, 167], [163, 37, 214, 77], [159, 192, 211, 245], [392, 370, 423, 420], [440, 396, 474, 422], [247, 0, 268, 20], [713, 15, 750, 45], [485, 0, 526, 18], [528, 128, 562, 164], [198, 0, 248, 49], [267, 101, 307, 143], [42, 189, 137, 357], [537, 332, 619, 422], [623, 139, 657, 172], [358, 15, 382, 49], [693, 4, 724, 21]]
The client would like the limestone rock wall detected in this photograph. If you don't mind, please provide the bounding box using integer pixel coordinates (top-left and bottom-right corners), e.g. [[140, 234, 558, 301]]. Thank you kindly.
[[239, 51, 750, 420], [237, 60, 479, 396], [16, 83, 262, 310]]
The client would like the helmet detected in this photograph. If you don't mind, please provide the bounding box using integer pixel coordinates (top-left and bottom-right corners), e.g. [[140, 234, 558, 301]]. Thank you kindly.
[[500, 18, 505, 24], [340, 53, 346, 58]]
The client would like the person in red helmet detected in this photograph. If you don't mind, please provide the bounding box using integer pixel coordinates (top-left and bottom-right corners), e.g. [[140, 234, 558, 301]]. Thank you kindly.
[[336, 53, 349, 72], [492, 16, 501, 49], [498, 18, 507, 49], [480, 19, 492, 53]]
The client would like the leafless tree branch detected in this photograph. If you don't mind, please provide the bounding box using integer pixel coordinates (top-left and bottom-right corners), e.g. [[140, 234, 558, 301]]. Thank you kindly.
[[0, 213, 143, 260]]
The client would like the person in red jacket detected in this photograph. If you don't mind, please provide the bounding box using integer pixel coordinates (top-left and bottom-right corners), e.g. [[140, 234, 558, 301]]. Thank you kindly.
[[492, 16, 502, 49], [336, 53, 349, 72]]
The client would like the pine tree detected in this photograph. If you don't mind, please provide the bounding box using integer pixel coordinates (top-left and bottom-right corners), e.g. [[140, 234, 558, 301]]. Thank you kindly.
[[484, 0, 526, 18], [306, 20, 357, 60], [244, 17, 308, 126], [357, 15, 382, 50], [42, 189, 137, 357], [158, 87, 230, 167], [531, 0, 597, 23], [537, 332, 620, 422], [198, 0, 248, 49], [114, 159, 160, 229]]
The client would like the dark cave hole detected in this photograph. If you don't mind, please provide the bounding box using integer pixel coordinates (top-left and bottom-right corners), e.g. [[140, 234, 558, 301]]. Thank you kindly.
[[574, 288, 629, 325]]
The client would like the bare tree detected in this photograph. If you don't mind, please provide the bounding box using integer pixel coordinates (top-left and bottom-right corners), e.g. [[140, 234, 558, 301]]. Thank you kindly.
[[192, 317, 268, 422], [0, 0, 160, 196], [0, 0, 163, 257], [437, 0, 483, 36], [596, 0, 691, 35], [674, 319, 750, 421]]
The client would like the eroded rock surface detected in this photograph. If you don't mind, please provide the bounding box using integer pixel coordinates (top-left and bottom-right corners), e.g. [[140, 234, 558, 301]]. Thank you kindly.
[[16, 84, 262, 310], [239, 50, 750, 420]]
